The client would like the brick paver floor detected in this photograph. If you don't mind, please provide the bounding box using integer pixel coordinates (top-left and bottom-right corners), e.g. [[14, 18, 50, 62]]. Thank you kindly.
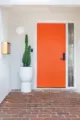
[[0, 90, 80, 120]]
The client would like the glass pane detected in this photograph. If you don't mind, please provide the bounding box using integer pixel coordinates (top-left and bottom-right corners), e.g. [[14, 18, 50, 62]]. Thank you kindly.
[[68, 23, 74, 87]]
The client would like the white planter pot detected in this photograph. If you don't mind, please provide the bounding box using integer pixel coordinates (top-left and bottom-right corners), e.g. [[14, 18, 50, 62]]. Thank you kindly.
[[20, 67, 32, 93]]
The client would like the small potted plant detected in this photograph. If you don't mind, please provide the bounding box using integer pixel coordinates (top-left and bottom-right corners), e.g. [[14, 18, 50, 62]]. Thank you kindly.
[[19, 34, 32, 93]]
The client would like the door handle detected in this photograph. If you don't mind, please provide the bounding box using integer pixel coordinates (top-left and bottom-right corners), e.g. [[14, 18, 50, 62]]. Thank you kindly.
[[60, 53, 66, 60]]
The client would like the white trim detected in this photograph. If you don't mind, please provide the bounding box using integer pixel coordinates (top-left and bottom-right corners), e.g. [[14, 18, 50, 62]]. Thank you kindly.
[[66, 23, 68, 88], [33, 88, 76, 92], [73, 22, 76, 88], [36, 20, 75, 24], [35, 21, 75, 90]]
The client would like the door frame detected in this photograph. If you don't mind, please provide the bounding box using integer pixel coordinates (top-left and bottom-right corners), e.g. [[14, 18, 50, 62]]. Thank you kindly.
[[35, 21, 76, 90]]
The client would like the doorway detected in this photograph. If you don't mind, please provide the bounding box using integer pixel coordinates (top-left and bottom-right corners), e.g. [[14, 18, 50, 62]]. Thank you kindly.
[[37, 23, 66, 88]]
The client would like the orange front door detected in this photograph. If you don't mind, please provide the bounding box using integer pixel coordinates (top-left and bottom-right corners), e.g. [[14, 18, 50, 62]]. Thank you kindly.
[[37, 23, 66, 88]]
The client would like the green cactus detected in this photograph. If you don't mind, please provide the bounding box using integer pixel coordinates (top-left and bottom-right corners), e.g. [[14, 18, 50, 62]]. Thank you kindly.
[[22, 34, 31, 67]]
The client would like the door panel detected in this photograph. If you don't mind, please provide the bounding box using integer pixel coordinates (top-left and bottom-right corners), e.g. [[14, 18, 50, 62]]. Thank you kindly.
[[37, 23, 66, 88]]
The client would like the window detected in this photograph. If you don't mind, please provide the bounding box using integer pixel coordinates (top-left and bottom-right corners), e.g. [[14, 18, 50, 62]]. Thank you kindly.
[[68, 23, 74, 87]]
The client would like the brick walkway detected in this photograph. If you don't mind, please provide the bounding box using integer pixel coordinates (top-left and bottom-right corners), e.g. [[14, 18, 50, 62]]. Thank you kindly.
[[0, 90, 80, 120]]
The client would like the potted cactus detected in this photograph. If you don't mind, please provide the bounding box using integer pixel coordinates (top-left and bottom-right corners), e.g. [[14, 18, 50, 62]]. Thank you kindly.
[[19, 35, 32, 93]]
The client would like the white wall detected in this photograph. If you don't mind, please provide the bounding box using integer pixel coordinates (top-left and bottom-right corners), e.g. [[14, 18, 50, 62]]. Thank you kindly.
[[74, 21, 80, 92], [0, 8, 10, 103], [6, 6, 80, 92]]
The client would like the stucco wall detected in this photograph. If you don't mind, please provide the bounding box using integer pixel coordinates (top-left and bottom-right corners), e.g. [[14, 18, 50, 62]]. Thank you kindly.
[[0, 8, 10, 103], [5, 6, 80, 92]]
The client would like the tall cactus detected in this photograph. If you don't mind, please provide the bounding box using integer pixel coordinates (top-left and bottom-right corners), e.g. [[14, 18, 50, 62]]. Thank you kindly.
[[22, 35, 31, 67]]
